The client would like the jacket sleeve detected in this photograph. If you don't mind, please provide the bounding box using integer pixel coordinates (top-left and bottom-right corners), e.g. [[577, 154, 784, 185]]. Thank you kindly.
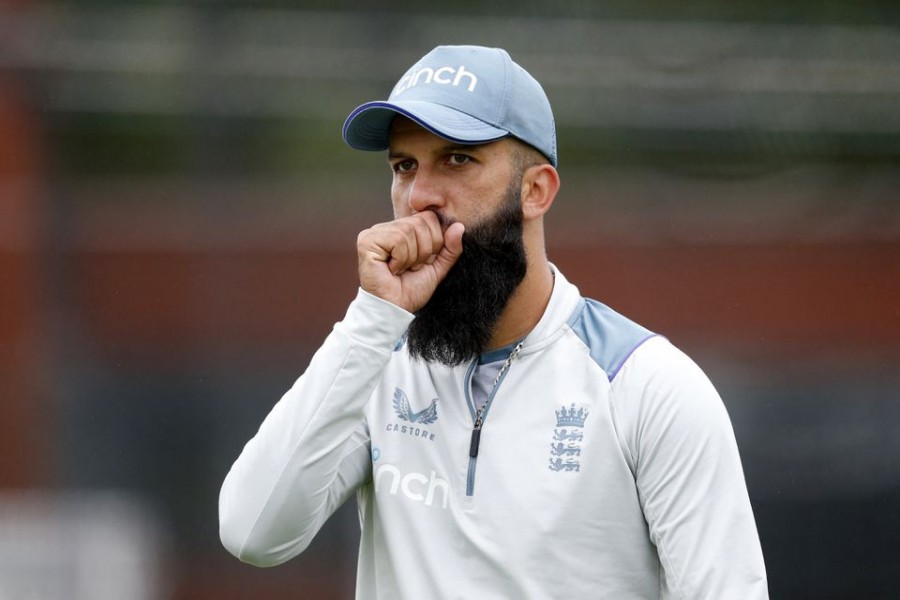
[[218, 288, 414, 567], [612, 336, 769, 599]]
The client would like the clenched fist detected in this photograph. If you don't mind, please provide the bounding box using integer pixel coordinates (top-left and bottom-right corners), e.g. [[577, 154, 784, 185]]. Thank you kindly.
[[357, 211, 464, 313]]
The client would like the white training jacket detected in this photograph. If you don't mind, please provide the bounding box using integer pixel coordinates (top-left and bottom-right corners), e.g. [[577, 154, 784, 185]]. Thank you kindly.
[[219, 268, 769, 599]]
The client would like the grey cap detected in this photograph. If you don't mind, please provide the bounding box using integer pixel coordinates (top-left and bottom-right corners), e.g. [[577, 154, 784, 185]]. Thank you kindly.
[[342, 45, 557, 166]]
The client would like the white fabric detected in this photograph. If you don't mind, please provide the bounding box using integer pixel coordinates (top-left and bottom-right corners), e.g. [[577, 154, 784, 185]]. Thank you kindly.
[[219, 268, 768, 599]]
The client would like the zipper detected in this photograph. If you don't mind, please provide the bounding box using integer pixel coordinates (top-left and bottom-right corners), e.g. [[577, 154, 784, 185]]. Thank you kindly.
[[464, 360, 480, 497], [464, 341, 524, 497]]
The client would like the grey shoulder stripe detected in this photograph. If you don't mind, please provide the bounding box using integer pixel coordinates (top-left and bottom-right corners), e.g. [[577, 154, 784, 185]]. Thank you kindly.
[[567, 298, 657, 382]]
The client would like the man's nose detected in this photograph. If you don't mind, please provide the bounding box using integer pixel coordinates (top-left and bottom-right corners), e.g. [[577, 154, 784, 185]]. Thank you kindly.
[[406, 168, 446, 214]]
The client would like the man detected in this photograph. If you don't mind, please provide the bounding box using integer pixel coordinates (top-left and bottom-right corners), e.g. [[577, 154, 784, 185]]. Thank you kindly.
[[219, 45, 768, 599]]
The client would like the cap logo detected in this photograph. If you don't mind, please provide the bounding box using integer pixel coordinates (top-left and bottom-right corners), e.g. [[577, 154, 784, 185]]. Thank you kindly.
[[393, 64, 478, 96]]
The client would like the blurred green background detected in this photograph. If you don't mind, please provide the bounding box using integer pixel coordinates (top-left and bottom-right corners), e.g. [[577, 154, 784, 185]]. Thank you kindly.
[[1, 1, 898, 598]]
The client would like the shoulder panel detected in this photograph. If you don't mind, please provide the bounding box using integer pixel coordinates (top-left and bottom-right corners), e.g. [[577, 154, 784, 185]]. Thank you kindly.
[[567, 298, 657, 382]]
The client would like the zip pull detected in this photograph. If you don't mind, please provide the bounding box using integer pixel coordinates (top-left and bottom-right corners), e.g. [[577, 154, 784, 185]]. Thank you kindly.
[[469, 422, 483, 458]]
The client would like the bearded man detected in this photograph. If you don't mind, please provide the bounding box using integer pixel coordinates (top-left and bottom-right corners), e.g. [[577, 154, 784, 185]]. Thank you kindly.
[[219, 45, 769, 600]]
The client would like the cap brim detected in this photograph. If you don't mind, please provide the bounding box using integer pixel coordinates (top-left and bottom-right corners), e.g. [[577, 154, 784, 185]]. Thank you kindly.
[[342, 100, 509, 151]]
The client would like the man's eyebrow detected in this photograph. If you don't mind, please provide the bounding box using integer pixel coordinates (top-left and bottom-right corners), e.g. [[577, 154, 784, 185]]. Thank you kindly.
[[387, 150, 412, 161], [441, 143, 488, 155], [388, 144, 484, 160]]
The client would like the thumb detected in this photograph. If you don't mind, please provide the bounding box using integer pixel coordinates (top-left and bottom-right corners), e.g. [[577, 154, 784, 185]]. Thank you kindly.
[[430, 221, 465, 280]]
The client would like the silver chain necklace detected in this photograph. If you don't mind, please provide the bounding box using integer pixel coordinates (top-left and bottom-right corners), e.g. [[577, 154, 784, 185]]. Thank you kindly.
[[469, 339, 525, 459]]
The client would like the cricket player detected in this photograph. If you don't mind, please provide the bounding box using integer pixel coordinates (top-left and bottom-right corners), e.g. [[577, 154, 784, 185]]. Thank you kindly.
[[219, 45, 768, 599]]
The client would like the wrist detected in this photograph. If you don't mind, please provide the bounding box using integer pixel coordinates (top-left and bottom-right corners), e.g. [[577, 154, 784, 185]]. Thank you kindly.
[[335, 288, 415, 350]]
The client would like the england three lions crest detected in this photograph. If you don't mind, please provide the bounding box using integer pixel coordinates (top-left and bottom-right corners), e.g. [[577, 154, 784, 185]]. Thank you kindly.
[[548, 403, 589, 473]]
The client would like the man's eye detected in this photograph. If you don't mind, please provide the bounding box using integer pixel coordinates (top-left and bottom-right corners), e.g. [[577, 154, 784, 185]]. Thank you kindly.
[[448, 154, 471, 166], [393, 159, 415, 173]]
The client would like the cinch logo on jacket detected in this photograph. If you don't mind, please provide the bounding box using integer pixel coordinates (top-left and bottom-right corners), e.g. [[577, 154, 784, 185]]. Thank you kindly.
[[394, 65, 478, 95], [375, 463, 450, 510]]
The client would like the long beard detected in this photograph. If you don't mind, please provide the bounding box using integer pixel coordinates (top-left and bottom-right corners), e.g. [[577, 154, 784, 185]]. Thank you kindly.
[[406, 184, 527, 367]]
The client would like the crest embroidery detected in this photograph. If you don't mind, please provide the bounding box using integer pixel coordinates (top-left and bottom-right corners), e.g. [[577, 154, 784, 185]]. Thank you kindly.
[[548, 403, 589, 472]]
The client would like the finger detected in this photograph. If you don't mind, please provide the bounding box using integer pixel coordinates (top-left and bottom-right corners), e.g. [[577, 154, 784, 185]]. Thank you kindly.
[[388, 213, 442, 272], [411, 213, 445, 266], [430, 221, 464, 280], [419, 211, 446, 256], [362, 215, 445, 275], [359, 224, 409, 271], [387, 225, 417, 274]]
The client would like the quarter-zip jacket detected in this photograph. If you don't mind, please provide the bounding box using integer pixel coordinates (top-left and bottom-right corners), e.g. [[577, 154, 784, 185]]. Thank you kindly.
[[219, 268, 768, 599]]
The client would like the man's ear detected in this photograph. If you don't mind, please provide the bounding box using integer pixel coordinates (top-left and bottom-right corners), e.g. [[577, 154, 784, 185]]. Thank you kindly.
[[520, 164, 560, 221]]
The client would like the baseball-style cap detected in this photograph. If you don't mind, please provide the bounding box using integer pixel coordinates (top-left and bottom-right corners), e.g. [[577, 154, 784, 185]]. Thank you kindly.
[[342, 45, 557, 166]]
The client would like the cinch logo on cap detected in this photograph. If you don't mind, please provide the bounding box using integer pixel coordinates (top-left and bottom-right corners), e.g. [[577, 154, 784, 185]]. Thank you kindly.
[[393, 64, 479, 96]]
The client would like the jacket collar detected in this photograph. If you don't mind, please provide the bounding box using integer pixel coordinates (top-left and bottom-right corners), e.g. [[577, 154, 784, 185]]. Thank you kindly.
[[520, 264, 583, 355]]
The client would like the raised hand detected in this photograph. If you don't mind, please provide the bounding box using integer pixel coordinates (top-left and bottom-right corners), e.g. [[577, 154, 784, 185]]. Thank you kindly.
[[356, 211, 464, 313]]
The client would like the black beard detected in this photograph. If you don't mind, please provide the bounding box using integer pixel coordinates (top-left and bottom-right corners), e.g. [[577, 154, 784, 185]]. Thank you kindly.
[[406, 184, 527, 367]]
